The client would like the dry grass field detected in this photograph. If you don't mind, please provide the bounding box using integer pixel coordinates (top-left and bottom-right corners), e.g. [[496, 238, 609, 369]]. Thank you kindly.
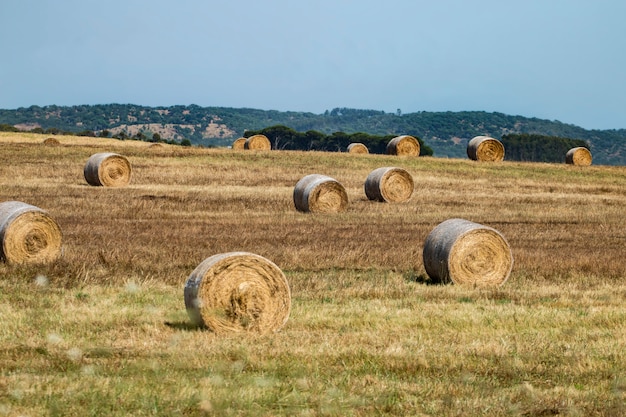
[[0, 131, 625, 416]]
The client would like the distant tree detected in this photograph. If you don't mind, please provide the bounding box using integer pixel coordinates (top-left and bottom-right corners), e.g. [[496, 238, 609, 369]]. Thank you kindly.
[[180, 139, 192, 146], [99, 129, 111, 138], [501, 134, 588, 163], [152, 132, 161, 142]]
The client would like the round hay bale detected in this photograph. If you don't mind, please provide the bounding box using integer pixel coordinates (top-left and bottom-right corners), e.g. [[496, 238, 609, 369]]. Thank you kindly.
[[83, 152, 132, 187], [232, 137, 247, 150], [184, 252, 291, 333], [386, 135, 420, 156], [347, 142, 369, 154], [244, 134, 271, 150], [422, 218, 513, 287], [43, 137, 60, 146], [148, 142, 163, 148], [467, 136, 505, 162], [565, 147, 592, 166], [0, 201, 62, 265], [293, 174, 349, 213], [364, 167, 414, 203]]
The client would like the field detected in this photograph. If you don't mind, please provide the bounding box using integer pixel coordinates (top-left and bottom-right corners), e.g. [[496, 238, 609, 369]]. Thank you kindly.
[[0, 132, 625, 416]]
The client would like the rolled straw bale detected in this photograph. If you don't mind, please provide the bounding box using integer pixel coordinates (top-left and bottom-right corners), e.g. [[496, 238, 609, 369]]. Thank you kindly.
[[565, 147, 592, 166], [347, 142, 369, 154], [467, 136, 505, 162], [83, 152, 132, 187], [422, 218, 513, 287], [364, 167, 414, 203], [244, 134, 271, 150], [184, 252, 291, 333], [43, 137, 60, 146], [293, 174, 348, 213], [232, 137, 246, 150], [0, 201, 62, 264], [386, 135, 420, 156]]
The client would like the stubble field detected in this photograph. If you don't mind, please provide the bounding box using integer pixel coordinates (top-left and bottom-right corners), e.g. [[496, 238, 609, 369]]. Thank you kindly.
[[0, 132, 625, 416]]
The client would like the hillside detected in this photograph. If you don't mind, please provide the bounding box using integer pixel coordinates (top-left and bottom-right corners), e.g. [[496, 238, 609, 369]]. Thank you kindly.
[[1, 104, 625, 165]]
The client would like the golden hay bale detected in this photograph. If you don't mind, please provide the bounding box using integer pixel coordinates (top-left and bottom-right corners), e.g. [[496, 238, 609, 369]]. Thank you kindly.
[[244, 134, 271, 150], [83, 152, 132, 187], [148, 142, 163, 148], [184, 252, 291, 333], [232, 137, 247, 150], [43, 137, 60, 146], [386, 135, 420, 156], [467, 136, 505, 162], [0, 201, 62, 265], [364, 167, 414, 203], [565, 147, 592, 166], [347, 142, 369, 154], [293, 174, 349, 213], [422, 218, 513, 287]]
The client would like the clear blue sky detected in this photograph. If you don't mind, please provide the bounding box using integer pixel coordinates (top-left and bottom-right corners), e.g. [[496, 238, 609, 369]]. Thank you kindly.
[[1, 0, 624, 130]]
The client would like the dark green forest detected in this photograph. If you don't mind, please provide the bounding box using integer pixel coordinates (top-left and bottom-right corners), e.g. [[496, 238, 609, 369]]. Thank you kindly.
[[1, 104, 624, 165]]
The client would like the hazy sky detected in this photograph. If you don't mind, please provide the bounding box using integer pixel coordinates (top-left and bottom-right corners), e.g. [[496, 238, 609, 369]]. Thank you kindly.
[[1, 0, 624, 129]]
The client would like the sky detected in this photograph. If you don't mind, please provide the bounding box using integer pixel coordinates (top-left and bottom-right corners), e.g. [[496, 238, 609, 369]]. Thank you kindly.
[[0, 0, 625, 130]]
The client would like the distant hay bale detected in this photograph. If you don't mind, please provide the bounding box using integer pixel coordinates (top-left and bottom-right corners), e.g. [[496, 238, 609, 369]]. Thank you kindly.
[[232, 137, 246, 150], [467, 136, 505, 162], [293, 174, 349, 213], [386, 135, 420, 156], [43, 137, 60, 146], [364, 167, 414, 203], [565, 147, 592, 166], [148, 142, 163, 148], [83, 152, 132, 187], [244, 134, 271, 150], [347, 143, 369, 154], [0, 201, 62, 265], [422, 218, 513, 287], [184, 252, 291, 333]]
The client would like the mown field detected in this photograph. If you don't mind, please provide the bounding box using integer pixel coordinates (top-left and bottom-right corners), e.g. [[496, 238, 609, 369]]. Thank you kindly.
[[0, 132, 625, 416]]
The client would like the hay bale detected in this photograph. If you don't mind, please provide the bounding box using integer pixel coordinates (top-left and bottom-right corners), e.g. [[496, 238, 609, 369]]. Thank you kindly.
[[422, 218, 513, 287], [467, 136, 505, 162], [184, 252, 291, 333], [347, 143, 369, 154], [84, 152, 132, 187], [565, 147, 592, 166], [364, 167, 414, 203], [386, 135, 420, 156], [43, 137, 60, 146], [293, 174, 348, 213], [244, 134, 271, 150], [0, 201, 62, 264], [232, 137, 246, 150]]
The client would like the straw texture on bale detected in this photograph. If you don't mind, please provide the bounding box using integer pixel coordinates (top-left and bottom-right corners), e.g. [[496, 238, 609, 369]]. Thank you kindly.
[[244, 134, 271, 150], [422, 218, 513, 287], [184, 252, 291, 333], [43, 137, 60, 146], [386, 135, 420, 156], [83, 152, 132, 187], [364, 167, 414, 203], [0, 201, 62, 264], [293, 174, 348, 213], [347, 142, 369, 154], [565, 147, 592, 166], [467, 136, 505, 162], [232, 137, 247, 150]]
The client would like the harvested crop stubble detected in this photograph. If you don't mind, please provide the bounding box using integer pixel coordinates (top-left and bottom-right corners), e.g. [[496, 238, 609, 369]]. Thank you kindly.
[[0, 201, 62, 264], [244, 134, 271, 150], [347, 142, 369, 154], [43, 137, 60, 146], [565, 147, 592, 166], [184, 252, 291, 333], [232, 137, 246, 150], [422, 218, 513, 287], [466, 136, 505, 162], [386, 135, 420, 156], [83, 152, 132, 187], [364, 166, 414, 203], [293, 174, 349, 213]]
